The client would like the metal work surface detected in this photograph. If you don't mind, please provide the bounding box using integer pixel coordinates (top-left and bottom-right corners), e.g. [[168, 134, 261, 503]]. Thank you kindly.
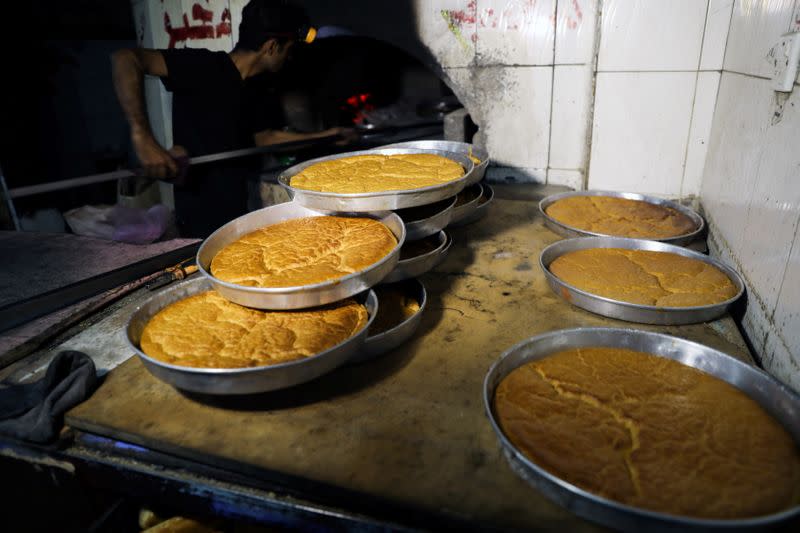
[[484, 328, 800, 532], [65, 187, 754, 531], [540, 237, 746, 325]]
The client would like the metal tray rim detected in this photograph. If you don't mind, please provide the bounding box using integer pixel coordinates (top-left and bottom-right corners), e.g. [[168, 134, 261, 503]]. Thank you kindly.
[[539, 189, 706, 244], [449, 182, 484, 224], [367, 281, 427, 341], [126, 277, 378, 377], [398, 229, 448, 264], [483, 327, 800, 529], [278, 148, 475, 199], [401, 195, 457, 241], [379, 139, 488, 161], [450, 183, 494, 227], [196, 204, 405, 296], [539, 237, 745, 313]]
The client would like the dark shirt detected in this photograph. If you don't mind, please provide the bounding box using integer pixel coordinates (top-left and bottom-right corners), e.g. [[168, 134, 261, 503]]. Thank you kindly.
[[159, 48, 281, 238]]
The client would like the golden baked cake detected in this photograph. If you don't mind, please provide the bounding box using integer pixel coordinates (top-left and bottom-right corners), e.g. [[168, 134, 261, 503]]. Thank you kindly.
[[371, 285, 420, 334], [545, 196, 697, 239], [140, 291, 368, 368], [549, 248, 737, 306], [210, 216, 397, 288], [290, 153, 464, 193], [494, 347, 800, 519]]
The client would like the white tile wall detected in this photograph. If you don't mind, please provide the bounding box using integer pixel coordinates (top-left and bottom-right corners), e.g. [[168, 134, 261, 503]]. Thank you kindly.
[[597, 0, 708, 71], [555, 0, 598, 64], [547, 169, 583, 189], [681, 71, 720, 196], [476, 0, 555, 66], [699, 0, 734, 70], [549, 65, 592, 169], [588, 72, 696, 195], [477, 66, 553, 170], [724, 0, 797, 78], [770, 227, 800, 390], [702, 69, 800, 390], [416, 0, 476, 68]]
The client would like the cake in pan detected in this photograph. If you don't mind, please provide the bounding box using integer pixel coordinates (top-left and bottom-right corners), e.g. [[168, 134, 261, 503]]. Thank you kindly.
[[140, 291, 368, 368], [549, 248, 737, 307], [493, 347, 800, 519], [545, 196, 697, 239], [290, 153, 464, 193], [210, 216, 396, 288]]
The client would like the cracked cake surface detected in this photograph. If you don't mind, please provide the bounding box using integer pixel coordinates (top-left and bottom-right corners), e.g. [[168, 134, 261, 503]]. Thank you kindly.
[[493, 347, 800, 519], [210, 216, 397, 288], [549, 248, 737, 307], [290, 153, 464, 193], [140, 291, 368, 368], [545, 196, 697, 239]]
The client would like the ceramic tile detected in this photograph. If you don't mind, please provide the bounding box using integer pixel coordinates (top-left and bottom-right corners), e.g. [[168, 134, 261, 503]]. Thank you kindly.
[[555, 0, 598, 64], [724, 0, 796, 78], [473, 66, 553, 169], [699, 0, 734, 70], [587, 72, 696, 196], [598, 0, 708, 71], [682, 71, 720, 196], [550, 65, 593, 169], [417, 0, 477, 68], [547, 169, 583, 190], [475, 0, 556, 66]]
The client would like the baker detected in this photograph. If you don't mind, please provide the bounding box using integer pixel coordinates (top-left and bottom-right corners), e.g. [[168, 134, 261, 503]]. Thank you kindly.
[[112, 0, 345, 238]]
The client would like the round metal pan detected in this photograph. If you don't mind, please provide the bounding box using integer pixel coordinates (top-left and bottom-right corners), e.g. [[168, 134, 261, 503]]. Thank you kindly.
[[350, 278, 427, 364], [380, 140, 489, 185], [449, 183, 494, 227], [540, 237, 745, 325], [382, 231, 451, 284], [278, 148, 475, 212], [539, 190, 705, 247], [484, 327, 800, 532], [197, 201, 404, 310], [126, 277, 378, 395], [396, 195, 456, 241], [448, 183, 484, 226]]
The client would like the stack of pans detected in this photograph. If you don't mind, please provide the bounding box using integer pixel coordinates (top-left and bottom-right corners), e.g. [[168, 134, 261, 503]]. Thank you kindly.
[[277, 142, 493, 355], [483, 189, 800, 529], [125, 143, 490, 394]]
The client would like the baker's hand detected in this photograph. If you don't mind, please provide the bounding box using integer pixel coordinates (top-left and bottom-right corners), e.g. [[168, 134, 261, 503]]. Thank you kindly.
[[132, 132, 178, 179]]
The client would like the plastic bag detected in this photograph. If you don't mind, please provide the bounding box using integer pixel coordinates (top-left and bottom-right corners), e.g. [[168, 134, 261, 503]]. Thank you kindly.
[[64, 204, 171, 244]]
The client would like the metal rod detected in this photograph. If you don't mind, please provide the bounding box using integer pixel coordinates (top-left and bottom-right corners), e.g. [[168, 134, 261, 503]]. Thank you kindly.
[[7, 135, 341, 199]]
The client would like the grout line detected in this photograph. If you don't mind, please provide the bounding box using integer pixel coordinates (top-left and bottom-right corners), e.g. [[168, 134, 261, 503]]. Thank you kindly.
[[582, 0, 604, 191], [678, 0, 712, 198], [546, 0, 559, 184], [720, 0, 736, 70], [723, 69, 771, 80]]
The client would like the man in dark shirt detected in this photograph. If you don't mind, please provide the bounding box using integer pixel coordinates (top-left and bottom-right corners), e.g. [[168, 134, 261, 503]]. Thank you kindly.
[[112, 0, 343, 237]]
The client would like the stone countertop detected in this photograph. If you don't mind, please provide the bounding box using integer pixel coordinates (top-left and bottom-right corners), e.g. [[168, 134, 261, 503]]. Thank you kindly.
[[63, 185, 754, 531]]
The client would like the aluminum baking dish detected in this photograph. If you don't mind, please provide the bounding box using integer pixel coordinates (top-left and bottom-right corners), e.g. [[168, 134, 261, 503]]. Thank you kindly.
[[539, 190, 705, 247], [540, 237, 745, 325], [382, 230, 451, 284], [448, 183, 484, 226], [449, 183, 494, 227], [278, 148, 475, 212], [197, 201, 404, 310], [396, 195, 456, 241], [484, 327, 800, 532], [126, 277, 378, 395], [380, 140, 488, 185], [351, 278, 427, 364]]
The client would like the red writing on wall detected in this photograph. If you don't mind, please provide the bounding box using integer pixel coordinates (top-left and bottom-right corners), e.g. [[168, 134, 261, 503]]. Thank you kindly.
[[164, 3, 232, 48]]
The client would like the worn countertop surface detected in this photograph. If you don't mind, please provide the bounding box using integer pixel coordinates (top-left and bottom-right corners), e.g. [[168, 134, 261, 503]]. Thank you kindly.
[[65, 186, 752, 531]]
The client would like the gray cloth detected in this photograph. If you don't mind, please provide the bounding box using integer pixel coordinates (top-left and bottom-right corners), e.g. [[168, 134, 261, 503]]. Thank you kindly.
[[0, 351, 97, 443]]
